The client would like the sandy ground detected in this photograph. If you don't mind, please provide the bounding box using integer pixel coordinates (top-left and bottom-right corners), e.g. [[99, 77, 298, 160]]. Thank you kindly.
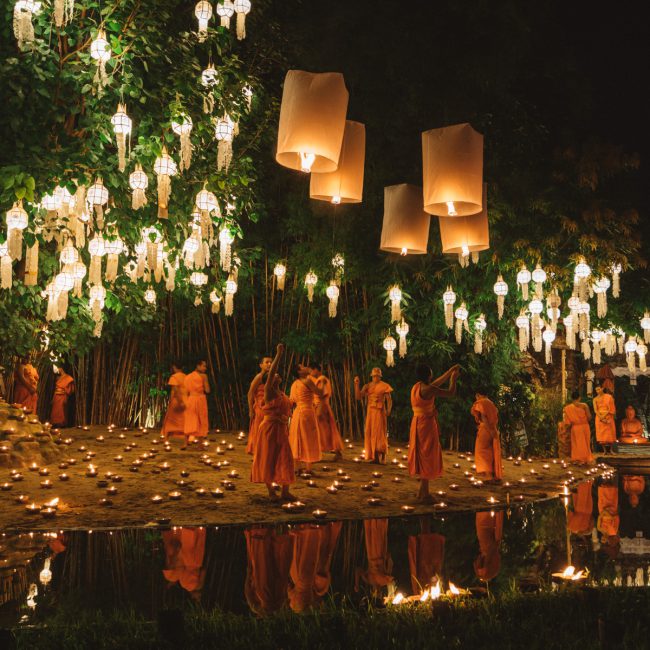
[[0, 425, 610, 531]]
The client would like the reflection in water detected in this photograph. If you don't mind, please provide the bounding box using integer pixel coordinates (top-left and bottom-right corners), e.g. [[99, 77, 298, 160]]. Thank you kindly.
[[2, 474, 650, 625]]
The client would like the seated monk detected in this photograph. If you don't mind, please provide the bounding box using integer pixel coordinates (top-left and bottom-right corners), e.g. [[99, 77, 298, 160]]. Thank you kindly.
[[620, 406, 648, 444]]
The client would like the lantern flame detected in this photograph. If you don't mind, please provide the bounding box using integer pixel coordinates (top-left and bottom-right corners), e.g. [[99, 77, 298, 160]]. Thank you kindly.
[[331, 195, 341, 205], [446, 201, 457, 216], [419, 588, 430, 602], [400, 247, 407, 256], [430, 582, 441, 599], [45, 498, 59, 507], [391, 592, 405, 605], [300, 152, 316, 173], [448, 582, 460, 596]]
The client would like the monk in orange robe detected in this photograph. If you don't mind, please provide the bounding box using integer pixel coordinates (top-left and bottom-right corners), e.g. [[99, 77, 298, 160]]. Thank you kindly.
[[251, 344, 296, 501], [13, 354, 38, 413], [161, 362, 186, 440], [183, 359, 210, 447], [620, 406, 647, 444], [593, 383, 616, 453], [354, 368, 393, 464], [162, 526, 206, 599], [244, 527, 293, 616], [471, 389, 503, 483], [50, 365, 74, 427], [597, 483, 620, 553], [310, 362, 344, 460], [562, 390, 593, 465], [289, 364, 324, 472], [246, 354, 272, 455], [288, 522, 342, 612], [408, 364, 459, 502], [567, 480, 594, 535], [474, 510, 503, 582], [408, 517, 445, 595], [355, 518, 394, 597], [623, 475, 645, 508]]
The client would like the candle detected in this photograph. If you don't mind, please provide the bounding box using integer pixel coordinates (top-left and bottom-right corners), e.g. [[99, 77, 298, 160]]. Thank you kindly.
[[370, 480, 380, 488], [67, 458, 77, 465], [361, 484, 373, 491], [111, 475, 123, 483], [487, 496, 499, 504], [326, 485, 338, 494], [515, 494, 525, 502], [41, 507, 56, 518], [176, 480, 189, 488], [40, 480, 53, 489], [78, 446, 87, 452], [100, 498, 113, 507], [15, 494, 29, 504], [436, 490, 447, 497], [211, 488, 224, 498], [114, 456, 123, 462], [96, 436, 105, 442], [372, 472, 382, 478], [337, 469, 345, 476], [223, 481, 236, 491], [132, 459, 143, 467], [28, 462, 39, 472], [312, 509, 328, 520], [11, 473, 24, 482], [401, 505, 415, 513], [367, 497, 381, 506], [38, 467, 49, 476], [321, 466, 330, 472], [392, 477, 402, 483], [1, 482, 12, 491], [96, 480, 109, 488], [129, 466, 139, 473], [341, 475, 351, 482], [168, 491, 182, 500], [59, 473, 69, 481], [106, 486, 118, 496], [195, 488, 207, 497], [434, 502, 447, 509], [453, 463, 460, 468], [25, 503, 40, 514], [307, 480, 317, 488], [353, 457, 361, 463], [86, 465, 98, 477], [227, 443, 234, 451], [58, 462, 69, 469], [151, 495, 163, 504]]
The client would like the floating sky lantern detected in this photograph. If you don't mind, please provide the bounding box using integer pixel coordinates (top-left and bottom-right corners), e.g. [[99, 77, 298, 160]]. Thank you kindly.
[[493, 275, 508, 320], [443, 286, 456, 330], [380, 184, 430, 255], [111, 104, 132, 172], [276, 70, 349, 173]]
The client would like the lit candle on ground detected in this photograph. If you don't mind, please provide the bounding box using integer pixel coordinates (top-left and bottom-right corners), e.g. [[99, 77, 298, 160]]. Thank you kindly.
[[86, 465, 98, 477], [361, 484, 373, 491], [25, 503, 40, 514], [111, 475, 123, 483], [228, 470, 239, 479], [58, 462, 69, 469], [401, 505, 415, 513], [39, 467, 49, 476], [40, 480, 53, 489], [41, 507, 56, 518], [312, 509, 328, 520], [487, 496, 499, 504], [59, 474, 69, 481], [168, 491, 182, 500], [28, 462, 39, 472], [15, 494, 29, 504], [96, 436, 105, 442], [437, 491, 447, 497], [96, 479, 109, 488], [114, 456, 123, 462], [1, 482, 12, 491], [392, 477, 402, 483], [195, 488, 207, 497], [326, 485, 338, 494], [434, 502, 447, 509], [307, 480, 317, 488], [372, 472, 382, 478], [100, 498, 113, 507], [106, 486, 118, 496], [151, 495, 163, 504], [211, 488, 224, 498], [515, 495, 525, 502], [367, 497, 381, 506]]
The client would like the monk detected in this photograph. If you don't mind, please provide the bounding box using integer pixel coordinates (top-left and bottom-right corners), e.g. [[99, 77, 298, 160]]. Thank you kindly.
[[50, 365, 74, 428], [620, 406, 647, 444], [251, 343, 296, 501], [622, 475, 645, 508], [309, 362, 344, 461], [246, 354, 273, 455], [474, 510, 503, 582], [162, 526, 206, 600], [183, 359, 210, 448], [160, 362, 186, 440], [408, 517, 445, 595], [408, 364, 459, 503], [354, 368, 393, 464], [13, 354, 38, 413], [244, 527, 293, 616], [593, 382, 616, 454], [355, 518, 394, 598], [471, 388, 503, 483], [567, 480, 594, 536], [597, 483, 620, 553], [562, 390, 593, 465], [289, 364, 324, 473]]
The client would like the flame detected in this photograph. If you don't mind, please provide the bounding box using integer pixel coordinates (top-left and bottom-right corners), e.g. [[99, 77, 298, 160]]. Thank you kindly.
[[300, 152, 316, 173], [391, 592, 405, 605], [45, 498, 59, 507], [448, 582, 460, 595], [446, 201, 457, 216], [400, 247, 407, 256], [430, 582, 441, 600], [562, 566, 575, 578]]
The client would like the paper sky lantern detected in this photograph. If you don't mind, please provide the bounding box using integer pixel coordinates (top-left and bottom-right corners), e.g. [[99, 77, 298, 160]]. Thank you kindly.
[[276, 70, 349, 173], [310, 121, 365, 204], [422, 123, 483, 217], [380, 184, 430, 255]]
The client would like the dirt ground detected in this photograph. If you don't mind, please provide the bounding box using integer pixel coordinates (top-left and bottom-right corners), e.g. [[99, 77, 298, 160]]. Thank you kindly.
[[0, 425, 611, 531]]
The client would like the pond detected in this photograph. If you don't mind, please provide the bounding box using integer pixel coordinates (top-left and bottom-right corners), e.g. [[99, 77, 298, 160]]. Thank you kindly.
[[1, 473, 648, 626]]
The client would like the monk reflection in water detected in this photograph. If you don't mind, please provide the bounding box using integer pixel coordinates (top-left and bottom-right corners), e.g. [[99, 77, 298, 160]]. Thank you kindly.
[[288, 522, 342, 612], [474, 510, 503, 582], [620, 406, 647, 444], [597, 482, 620, 556], [408, 516, 445, 595], [567, 480, 594, 536], [471, 388, 503, 484], [355, 518, 394, 598], [162, 527, 206, 601], [244, 527, 294, 616], [623, 475, 645, 508]]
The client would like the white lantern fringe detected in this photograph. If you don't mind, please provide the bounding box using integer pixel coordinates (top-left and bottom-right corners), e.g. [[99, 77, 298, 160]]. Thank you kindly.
[[396, 319, 409, 358], [225, 275, 237, 315], [24, 239, 39, 286], [611, 263, 621, 298], [581, 336, 591, 361], [517, 265, 531, 301], [215, 115, 235, 171], [216, 0, 234, 28], [219, 227, 234, 271], [383, 335, 396, 367], [625, 338, 638, 378], [516, 312, 530, 352], [88, 234, 106, 285], [305, 271, 317, 303], [90, 30, 111, 91], [637, 344, 647, 372], [326, 282, 339, 318], [389, 285, 402, 323], [153, 148, 177, 218], [0, 243, 12, 289], [104, 237, 123, 283], [53, 0, 74, 27], [443, 286, 456, 330], [474, 314, 487, 354], [172, 116, 193, 171], [129, 164, 148, 210]]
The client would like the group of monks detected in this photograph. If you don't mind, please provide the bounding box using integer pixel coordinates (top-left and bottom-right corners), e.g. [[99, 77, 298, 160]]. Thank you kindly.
[[561, 381, 648, 466]]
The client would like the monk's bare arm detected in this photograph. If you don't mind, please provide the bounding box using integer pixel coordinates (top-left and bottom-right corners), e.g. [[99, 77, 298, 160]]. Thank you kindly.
[[247, 373, 263, 413], [264, 344, 284, 403], [202, 374, 211, 394]]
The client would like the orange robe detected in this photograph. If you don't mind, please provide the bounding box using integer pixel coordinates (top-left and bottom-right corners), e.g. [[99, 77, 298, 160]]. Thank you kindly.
[[563, 403, 593, 463], [471, 397, 503, 479], [408, 532, 445, 594], [593, 394, 616, 443], [14, 364, 38, 413], [408, 382, 443, 480], [161, 371, 186, 438], [567, 480, 594, 535], [623, 475, 645, 508], [474, 511, 503, 581], [289, 380, 321, 463], [162, 527, 206, 594], [251, 394, 295, 485], [288, 522, 342, 612], [314, 376, 343, 453], [246, 382, 266, 455], [244, 527, 293, 616], [597, 485, 620, 539], [183, 371, 209, 438], [50, 374, 74, 427], [620, 417, 647, 444], [363, 381, 392, 462], [358, 518, 393, 589]]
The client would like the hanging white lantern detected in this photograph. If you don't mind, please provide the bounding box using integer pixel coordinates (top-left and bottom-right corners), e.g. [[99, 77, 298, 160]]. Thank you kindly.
[[209, 289, 222, 313], [604, 329, 617, 357], [443, 286, 456, 330], [493, 275, 508, 320], [331, 253, 345, 282], [182, 233, 201, 268], [383, 335, 397, 367], [110, 104, 132, 172], [396, 319, 409, 358], [13, 1, 42, 50], [546, 289, 561, 330], [637, 343, 647, 372], [591, 330, 604, 364], [195, 1, 212, 41], [104, 237, 123, 282], [516, 311, 530, 352], [153, 148, 177, 219], [53, 0, 74, 28], [86, 178, 109, 227], [531, 264, 546, 298], [388, 285, 402, 323], [144, 286, 156, 306], [45, 281, 59, 321], [190, 271, 208, 287], [304, 270, 318, 302], [563, 314, 575, 350], [90, 30, 111, 90], [542, 328, 555, 364], [454, 302, 468, 344], [6, 200, 28, 261], [625, 337, 638, 377], [54, 186, 72, 218], [273, 262, 286, 290], [233, 0, 251, 39], [215, 114, 236, 171], [640, 312, 650, 343], [326, 281, 339, 318], [201, 64, 219, 113], [218, 226, 234, 271], [59, 240, 78, 267], [593, 276, 610, 318], [574, 257, 591, 301], [0, 242, 12, 290], [54, 270, 74, 318], [89, 284, 106, 326], [611, 262, 622, 298], [529, 298, 543, 342], [243, 84, 253, 111], [88, 234, 106, 285], [172, 116, 193, 171], [129, 164, 148, 210], [225, 274, 237, 316], [517, 265, 531, 301], [474, 314, 487, 354], [216, 0, 234, 28]]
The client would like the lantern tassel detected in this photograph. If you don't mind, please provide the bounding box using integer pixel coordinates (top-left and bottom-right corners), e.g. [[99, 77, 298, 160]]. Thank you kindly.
[[220, 240, 231, 272], [328, 296, 338, 318], [225, 292, 234, 316], [277, 273, 285, 291], [518, 327, 528, 352], [47, 291, 59, 321], [106, 254, 118, 283], [116, 132, 127, 172], [89, 256, 102, 286], [592, 344, 601, 365], [203, 93, 215, 115], [627, 352, 636, 374], [391, 300, 401, 324], [132, 187, 147, 210], [639, 355, 647, 373], [519, 282, 529, 301], [597, 292, 607, 318], [13, 4, 35, 50], [0, 255, 12, 289], [455, 318, 463, 345], [217, 140, 233, 172], [612, 271, 620, 298], [180, 132, 192, 171], [399, 335, 407, 358], [474, 332, 483, 355], [385, 349, 394, 368], [581, 337, 591, 360], [57, 290, 69, 319], [236, 12, 246, 39], [445, 303, 453, 330], [165, 262, 176, 292], [157, 174, 171, 219], [545, 341, 552, 364], [24, 240, 38, 286], [307, 284, 314, 303], [74, 277, 82, 298], [497, 295, 505, 320], [8, 229, 23, 261]]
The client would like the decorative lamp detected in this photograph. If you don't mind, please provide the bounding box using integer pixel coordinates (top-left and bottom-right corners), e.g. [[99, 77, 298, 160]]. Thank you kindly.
[[171, 115, 193, 171], [531, 264, 546, 297], [225, 275, 237, 316], [443, 286, 456, 329], [326, 281, 339, 318], [542, 328, 556, 364], [233, 0, 251, 39], [388, 285, 402, 323], [517, 265, 531, 301], [219, 227, 234, 271], [274, 262, 286, 290], [396, 319, 409, 358], [493, 275, 508, 320], [474, 314, 487, 354], [111, 104, 132, 172], [215, 114, 236, 171], [6, 200, 28, 261], [304, 271, 318, 302], [195, 1, 212, 41], [383, 335, 397, 367], [129, 165, 148, 210], [90, 30, 111, 89], [153, 148, 177, 218], [380, 184, 430, 255], [454, 302, 468, 344], [516, 311, 530, 352]]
